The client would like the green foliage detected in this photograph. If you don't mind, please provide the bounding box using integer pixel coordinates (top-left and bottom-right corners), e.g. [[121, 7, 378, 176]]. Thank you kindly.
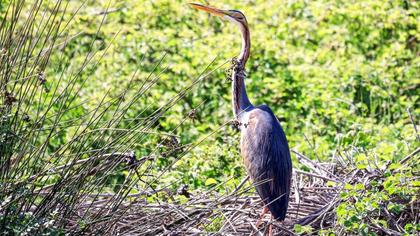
[[54, 0, 418, 189], [0, 211, 64, 236], [1, 0, 418, 234], [294, 224, 314, 234], [337, 147, 418, 234]]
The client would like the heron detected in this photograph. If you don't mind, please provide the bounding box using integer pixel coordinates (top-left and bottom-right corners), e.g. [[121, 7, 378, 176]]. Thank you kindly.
[[190, 3, 293, 233]]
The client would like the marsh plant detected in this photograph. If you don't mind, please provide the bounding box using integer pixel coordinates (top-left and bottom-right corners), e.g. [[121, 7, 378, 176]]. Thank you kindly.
[[0, 1, 211, 234], [0, 0, 418, 235]]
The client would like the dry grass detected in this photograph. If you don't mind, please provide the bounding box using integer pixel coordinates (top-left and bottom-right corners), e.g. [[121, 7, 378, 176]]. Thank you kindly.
[[59, 147, 419, 235]]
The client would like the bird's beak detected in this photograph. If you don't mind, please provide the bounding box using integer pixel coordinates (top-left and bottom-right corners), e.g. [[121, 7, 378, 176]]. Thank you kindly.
[[189, 3, 229, 18]]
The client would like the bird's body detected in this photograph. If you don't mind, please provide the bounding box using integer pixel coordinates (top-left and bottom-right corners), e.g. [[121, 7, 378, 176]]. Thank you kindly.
[[231, 63, 292, 221], [239, 105, 292, 220], [190, 3, 292, 222]]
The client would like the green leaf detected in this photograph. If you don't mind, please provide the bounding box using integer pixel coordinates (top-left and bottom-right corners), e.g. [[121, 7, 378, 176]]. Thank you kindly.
[[356, 163, 367, 170], [344, 183, 353, 190], [336, 204, 347, 217], [294, 224, 303, 234], [326, 181, 336, 187], [404, 223, 413, 232], [355, 183, 365, 190], [388, 203, 404, 214], [205, 178, 218, 186]]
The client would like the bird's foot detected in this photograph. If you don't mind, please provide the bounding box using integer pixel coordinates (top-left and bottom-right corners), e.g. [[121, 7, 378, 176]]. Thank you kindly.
[[256, 206, 269, 228]]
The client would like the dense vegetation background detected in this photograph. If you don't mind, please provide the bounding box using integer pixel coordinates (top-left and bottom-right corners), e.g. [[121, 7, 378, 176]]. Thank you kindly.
[[0, 0, 418, 234], [54, 0, 419, 188]]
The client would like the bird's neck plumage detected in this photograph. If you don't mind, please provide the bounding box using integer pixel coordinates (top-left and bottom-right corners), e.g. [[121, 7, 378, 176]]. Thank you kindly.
[[232, 22, 252, 119]]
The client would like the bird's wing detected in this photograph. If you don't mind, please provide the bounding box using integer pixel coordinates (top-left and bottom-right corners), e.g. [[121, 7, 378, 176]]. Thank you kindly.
[[241, 105, 292, 220]]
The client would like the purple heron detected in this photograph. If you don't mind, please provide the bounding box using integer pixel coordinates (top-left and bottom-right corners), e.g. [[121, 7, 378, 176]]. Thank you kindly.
[[190, 3, 293, 232]]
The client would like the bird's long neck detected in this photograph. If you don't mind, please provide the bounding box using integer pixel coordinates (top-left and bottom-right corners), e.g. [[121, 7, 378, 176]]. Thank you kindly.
[[232, 23, 252, 119]]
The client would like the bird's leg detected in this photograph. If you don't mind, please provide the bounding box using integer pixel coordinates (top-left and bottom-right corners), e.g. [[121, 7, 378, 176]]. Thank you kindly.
[[268, 214, 273, 236], [256, 206, 269, 228]]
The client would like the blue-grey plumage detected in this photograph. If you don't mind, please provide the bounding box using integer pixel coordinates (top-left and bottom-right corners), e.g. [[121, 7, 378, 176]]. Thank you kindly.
[[190, 3, 292, 222], [240, 105, 292, 220]]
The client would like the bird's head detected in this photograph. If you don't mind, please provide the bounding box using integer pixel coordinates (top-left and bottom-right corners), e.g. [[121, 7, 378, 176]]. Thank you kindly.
[[189, 3, 248, 28], [190, 3, 251, 64]]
